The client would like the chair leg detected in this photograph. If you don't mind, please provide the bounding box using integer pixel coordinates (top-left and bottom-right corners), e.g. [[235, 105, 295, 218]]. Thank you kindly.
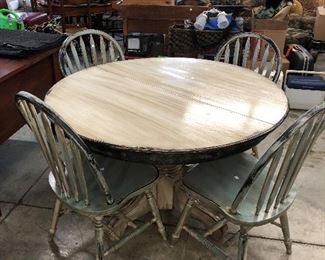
[[280, 212, 292, 255], [251, 146, 259, 158], [94, 216, 105, 260], [171, 198, 194, 244], [145, 190, 167, 241], [49, 199, 62, 238], [237, 226, 248, 260]]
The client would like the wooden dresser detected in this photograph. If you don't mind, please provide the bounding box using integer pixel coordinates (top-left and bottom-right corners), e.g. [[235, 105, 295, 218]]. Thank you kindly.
[[0, 48, 62, 143]]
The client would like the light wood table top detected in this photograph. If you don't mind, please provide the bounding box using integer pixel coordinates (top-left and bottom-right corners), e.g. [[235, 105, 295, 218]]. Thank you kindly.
[[45, 58, 288, 164]]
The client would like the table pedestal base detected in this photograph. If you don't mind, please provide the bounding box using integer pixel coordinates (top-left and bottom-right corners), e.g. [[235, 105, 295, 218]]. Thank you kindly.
[[105, 165, 226, 241]]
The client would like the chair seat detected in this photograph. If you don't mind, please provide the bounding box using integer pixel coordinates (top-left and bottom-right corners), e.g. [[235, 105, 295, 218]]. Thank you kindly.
[[49, 154, 159, 215], [183, 153, 296, 225]]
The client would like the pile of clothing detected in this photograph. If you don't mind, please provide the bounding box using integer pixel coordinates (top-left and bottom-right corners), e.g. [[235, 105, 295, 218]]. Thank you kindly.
[[286, 14, 315, 49], [255, 0, 303, 19]]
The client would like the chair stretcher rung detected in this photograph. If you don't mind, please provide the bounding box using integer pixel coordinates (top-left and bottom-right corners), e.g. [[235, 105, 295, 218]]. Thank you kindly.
[[183, 226, 228, 259], [104, 218, 155, 255]]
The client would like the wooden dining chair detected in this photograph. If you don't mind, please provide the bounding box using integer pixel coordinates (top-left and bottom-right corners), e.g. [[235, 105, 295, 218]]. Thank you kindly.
[[59, 29, 125, 77], [215, 32, 282, 158], [215, 32, 282, 83], [15, 91, 166, 260], [172, 102, 324, 260]]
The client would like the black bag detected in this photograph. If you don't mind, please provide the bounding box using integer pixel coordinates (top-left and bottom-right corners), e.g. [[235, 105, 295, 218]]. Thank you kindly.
[[285, 44, 314, 71], [168, 24, 234, 57], [0, 30, 66, 57]]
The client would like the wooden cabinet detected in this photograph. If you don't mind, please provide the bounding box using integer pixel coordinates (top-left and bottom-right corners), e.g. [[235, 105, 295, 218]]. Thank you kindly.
[[122, 0, 175, 5], [115, 4, 209, 34]]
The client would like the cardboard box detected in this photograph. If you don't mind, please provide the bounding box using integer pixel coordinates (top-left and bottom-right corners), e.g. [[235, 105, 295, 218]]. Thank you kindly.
[[314, 6, 325, 41], [281, 56, 290, 74], [251, 11, 288, 54]]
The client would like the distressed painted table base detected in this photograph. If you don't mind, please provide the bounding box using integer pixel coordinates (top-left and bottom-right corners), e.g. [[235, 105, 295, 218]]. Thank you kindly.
[[106, 165, 227, 241]]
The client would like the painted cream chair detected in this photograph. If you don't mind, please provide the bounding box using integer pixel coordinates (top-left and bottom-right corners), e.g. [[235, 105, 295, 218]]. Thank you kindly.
[[172, 102, 324, 260], [15, 91, 166, 260], [215, 32, 282, 83], [215, 32, 283, 158], [59, 29, 125, 77]]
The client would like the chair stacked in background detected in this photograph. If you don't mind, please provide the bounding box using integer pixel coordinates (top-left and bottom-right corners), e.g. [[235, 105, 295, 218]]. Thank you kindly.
[[38, 0, 113, 33]]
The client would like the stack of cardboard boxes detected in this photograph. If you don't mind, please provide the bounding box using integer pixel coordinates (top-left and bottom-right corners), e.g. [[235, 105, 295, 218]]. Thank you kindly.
[[314, 5, 325, 42]]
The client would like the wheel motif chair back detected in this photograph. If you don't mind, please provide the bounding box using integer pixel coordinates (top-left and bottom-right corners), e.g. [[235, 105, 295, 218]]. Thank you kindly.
[[215, 32, 282, 83], [230, 102, 325, 216], [15, 91, 114, 207], [59, 29, 125, 77]]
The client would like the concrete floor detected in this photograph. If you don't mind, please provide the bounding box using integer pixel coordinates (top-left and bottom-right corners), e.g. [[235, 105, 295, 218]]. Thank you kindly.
[[0, 56, 325, 259]]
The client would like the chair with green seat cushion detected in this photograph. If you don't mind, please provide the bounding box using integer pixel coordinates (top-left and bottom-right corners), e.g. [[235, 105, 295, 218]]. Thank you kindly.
[[48, 154, 161, 215], [15, 91, 166, 260], [172, 102, 324, 260]]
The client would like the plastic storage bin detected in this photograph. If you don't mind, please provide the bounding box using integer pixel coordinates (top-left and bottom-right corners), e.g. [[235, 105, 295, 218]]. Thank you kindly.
[[284, 70, 325, 110]]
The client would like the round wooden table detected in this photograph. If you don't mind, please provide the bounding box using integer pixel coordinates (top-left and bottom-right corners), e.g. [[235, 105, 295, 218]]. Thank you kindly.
[[45, 57, 288, 237], [46, 57, 288, 163]]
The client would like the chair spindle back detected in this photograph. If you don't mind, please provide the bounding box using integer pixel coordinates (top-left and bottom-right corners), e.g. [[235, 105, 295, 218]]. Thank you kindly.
[[231, 102, 325, 215], [215, 32, 282, 83], [59, 29, 125, 77], [15, 91, 114, 206]]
